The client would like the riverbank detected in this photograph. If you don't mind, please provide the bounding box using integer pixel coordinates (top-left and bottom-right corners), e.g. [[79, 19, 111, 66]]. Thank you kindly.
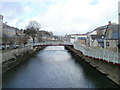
[[2, 46, 46, 74], [2, 46, 118, 88], [65, 46, 120, 86]]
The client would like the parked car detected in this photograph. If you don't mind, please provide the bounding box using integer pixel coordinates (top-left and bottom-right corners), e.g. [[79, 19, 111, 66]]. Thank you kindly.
[[13, 44, 19, 49], [13, 44, 16, 49], [16, 45, 19, 48], [2, 45, 5, 50], [0, 46, 2, 50], [6, 45, 10, 49]]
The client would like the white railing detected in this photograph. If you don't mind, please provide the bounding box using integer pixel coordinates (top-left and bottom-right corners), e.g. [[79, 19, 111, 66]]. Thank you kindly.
[[27, 42, 73, 46], [27, 42, 119, 64], [74, 43, 119, 64]]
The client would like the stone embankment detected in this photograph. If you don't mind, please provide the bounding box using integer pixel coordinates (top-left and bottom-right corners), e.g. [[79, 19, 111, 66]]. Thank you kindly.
[[65, 46, 120, 86], [1, 46, 45, 74]]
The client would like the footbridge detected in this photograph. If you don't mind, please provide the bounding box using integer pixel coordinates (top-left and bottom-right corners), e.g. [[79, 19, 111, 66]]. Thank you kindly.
[[27, 42, 74, 47]]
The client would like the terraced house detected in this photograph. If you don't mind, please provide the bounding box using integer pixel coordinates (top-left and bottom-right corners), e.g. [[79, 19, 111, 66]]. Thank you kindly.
[[0, 15, 3, 45], [104, 22, 119, 52]]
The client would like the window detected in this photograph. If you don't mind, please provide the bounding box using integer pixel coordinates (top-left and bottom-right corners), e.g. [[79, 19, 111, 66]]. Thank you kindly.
[[71, 37, 75, 39], [106, 42, 109, 46]]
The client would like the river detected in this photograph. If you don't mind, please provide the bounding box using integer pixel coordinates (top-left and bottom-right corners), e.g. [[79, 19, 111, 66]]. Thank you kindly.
[[2, 46, 118, 88]]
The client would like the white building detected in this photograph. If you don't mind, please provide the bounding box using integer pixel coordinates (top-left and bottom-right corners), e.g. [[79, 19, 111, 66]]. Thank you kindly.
[[70, 34, 87, 43], [0, 15, 3, 45], [0, 15, 3, 37], [86, 29, 98, 46], [104, 24, 119, 52], [3, 23, 16, 37], [118, 1, 120, 24]]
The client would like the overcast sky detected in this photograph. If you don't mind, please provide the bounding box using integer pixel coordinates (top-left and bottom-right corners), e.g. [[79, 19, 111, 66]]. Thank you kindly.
[[1, 0, 119, 35]]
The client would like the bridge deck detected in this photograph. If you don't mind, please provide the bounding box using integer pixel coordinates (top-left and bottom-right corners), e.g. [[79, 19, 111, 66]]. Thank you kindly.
[[35, 44, 73, 46]]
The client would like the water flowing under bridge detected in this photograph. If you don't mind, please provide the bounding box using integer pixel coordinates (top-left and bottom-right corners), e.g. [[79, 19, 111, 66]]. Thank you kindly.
[[27, 42, 119, 65]]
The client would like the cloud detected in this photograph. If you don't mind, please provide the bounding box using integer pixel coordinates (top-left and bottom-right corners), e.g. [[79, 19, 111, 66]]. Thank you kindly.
[[1, 0, 59, 3], [36, 0, 119, 35], [24, 6, 33, 13], [1, 0, 119, 35], [1, 2, 24, 24]]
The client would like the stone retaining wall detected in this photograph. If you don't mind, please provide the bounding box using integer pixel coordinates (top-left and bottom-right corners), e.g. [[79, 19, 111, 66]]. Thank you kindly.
[[2, 46, 46, 74], [65, 46, 120, 86]]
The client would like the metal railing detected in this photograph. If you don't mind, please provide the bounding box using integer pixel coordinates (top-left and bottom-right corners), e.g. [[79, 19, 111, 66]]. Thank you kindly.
[[74, 43, 119, 64], [27, 42, 73, 46], [27, 42, 119, 64]]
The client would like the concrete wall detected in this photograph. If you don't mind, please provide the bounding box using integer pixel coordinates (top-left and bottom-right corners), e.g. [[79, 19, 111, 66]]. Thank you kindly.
[[2, 46, 46, 73], [65, 46, 120, 85], [104, 40, 118, 52]]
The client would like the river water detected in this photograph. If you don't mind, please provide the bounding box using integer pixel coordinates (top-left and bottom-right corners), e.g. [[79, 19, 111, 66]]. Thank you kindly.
[[2, 46, 118, 88]]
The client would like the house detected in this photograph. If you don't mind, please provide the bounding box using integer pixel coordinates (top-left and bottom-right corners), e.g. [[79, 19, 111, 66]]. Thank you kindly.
[[96, 25, 108, 35], [0, 15, 3, 45], [16, 29, 24, 36], [70, 34, 87, 43], [104, 24, 119, 52], [86, 27, 106, 47], [63, 34, 71, 42], [89, 35, 105, 48], [77, 37, 87, 45], [70, 34, 79, 43], [86, 21, 114, 47], [0, 15, 3, 36], [86, 28, 102, 46], [93, 39, 104, 48], [3, 23, 16, 37]]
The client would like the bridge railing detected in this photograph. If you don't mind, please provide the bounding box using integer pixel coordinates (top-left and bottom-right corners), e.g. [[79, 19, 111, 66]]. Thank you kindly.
[[74, 43, 119, 64], [27, 42, 73, 46]]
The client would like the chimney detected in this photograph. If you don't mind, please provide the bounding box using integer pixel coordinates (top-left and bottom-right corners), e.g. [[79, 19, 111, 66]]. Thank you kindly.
[[108, 21, 112, 25]]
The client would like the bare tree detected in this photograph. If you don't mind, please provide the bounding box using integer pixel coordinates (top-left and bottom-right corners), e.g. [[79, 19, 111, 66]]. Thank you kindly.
[[25, 21, 41, 43], [14, 35, 29, 46], [27, 21, 41, 31]]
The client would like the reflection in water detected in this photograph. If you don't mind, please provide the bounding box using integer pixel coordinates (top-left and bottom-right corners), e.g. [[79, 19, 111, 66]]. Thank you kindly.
[[2, 46, 118, 88]]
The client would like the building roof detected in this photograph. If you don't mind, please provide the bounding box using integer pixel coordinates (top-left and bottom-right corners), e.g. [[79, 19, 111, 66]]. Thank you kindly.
[[70, 34, 87, 36], [95, 39, 104, 43], [105, 32, 119, 40], [97, 25, 108, 30], [87, 25, 108, 35], [3, 23, 19, 30], [99, 42, 104, 48], [91, 35, 104, 40], [78, 37, 86, 40], [94, 39, 104, 48]]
